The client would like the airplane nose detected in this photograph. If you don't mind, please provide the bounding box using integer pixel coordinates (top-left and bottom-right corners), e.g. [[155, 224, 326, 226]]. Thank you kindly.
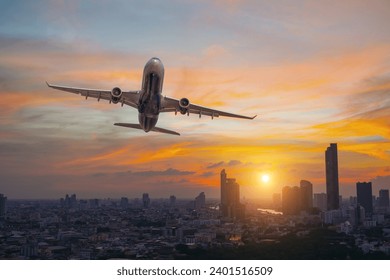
[[145, 57, 164, 75], [146, 57, 162, 67]]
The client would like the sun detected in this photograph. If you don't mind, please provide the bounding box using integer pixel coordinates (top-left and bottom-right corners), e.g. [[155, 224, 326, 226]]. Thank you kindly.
[[261, 174, 270, 183]]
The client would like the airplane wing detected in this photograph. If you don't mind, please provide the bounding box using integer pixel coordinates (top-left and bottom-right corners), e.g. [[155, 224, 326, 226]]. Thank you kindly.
[[161, 96, 257, 120], [46, 83, 139, 108]]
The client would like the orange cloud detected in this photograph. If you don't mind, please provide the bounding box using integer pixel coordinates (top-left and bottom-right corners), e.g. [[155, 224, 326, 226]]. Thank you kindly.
[[0, 91, 77, 117]]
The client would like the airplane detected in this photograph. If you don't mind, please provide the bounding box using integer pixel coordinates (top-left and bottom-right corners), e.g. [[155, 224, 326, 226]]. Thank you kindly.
[[47, 57, 256, 136]]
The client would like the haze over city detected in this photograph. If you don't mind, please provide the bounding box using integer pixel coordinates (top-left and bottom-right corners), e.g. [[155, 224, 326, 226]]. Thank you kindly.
[[0, 0, 389, 199]]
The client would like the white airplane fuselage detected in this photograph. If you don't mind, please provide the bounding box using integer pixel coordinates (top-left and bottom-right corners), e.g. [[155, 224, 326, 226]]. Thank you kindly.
[[138, 57, 164, 132]]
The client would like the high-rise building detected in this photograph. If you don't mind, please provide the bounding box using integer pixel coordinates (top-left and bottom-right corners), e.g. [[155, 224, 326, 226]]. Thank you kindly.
[[325, 143, 339, 210], [194, 192, 206, 209], [88, 199, 100, 209], [0, 193, 7, 219], [300, 180, 313, 211], [313, 193, 327, 211], [282, 186, 301, 215], [142, 193, 150, 208], [378, 189, 389, 209], [169, 195, 176, 207], [349, 204, 365, 227], [356, 182, 373, 215], [220, 169, 245, 219], [282, 180, 314, 215], [349, 196, 357, 207], [62, 193, 77, 208], [70, 194, 77, 207], [221, 169, 228, 211], [120, 197, 129, 208]]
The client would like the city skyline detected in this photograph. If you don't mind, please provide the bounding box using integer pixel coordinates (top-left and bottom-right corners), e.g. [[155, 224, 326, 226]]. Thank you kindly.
[[1, 1, 390, 199], [2, 183, 390, 260]]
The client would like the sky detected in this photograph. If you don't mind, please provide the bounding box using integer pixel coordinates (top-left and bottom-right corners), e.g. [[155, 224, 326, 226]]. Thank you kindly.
[[0, 0, 389, 200]]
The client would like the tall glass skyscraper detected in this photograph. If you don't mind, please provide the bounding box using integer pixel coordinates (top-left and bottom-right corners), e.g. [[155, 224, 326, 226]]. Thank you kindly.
[[325, 143, 339, 210]]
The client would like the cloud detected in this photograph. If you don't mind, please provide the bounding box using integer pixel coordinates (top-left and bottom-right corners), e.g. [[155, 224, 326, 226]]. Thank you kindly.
[[228, 160, 242, 166], [202, 44, 230, 62], [0, 35, 145, 93], [334, 72, 390, 118], [205, 160, 242, 169], [133, 168, 195, 177], [92, 172, 106, 177], [92, 169, 198, 178], [207, 161, 225, 169], [201, 172, 215, 177], [310, 106, 390, 161]]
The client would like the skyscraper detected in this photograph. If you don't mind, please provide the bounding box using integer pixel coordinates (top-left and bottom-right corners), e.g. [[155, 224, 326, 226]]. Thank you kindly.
[[169, 195, 176, 207], [282, 186, 301, 215], [0, 194, 7, 219], [356, 182, 373, 215], [378, 189, 389, 209], [282, 180, 314, 215], [220, 169, 244, 219], [325, 143, 339, 210], [300, 180, 313, 211], [62, 193, 77, 208], [142, 193, 150, 208], [194, 192, 206, 209], [349, 204, 365, 227], [120, 197, 129, 208], [221, 169, 227, 211]]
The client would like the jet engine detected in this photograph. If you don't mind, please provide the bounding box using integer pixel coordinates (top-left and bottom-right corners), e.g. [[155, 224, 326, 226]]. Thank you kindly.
[[111, 87, 122, 104], [179, 98, 190, 115]]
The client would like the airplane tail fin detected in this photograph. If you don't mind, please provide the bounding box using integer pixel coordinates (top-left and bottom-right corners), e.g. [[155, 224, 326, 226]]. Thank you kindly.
[[114, 123, 180, 136]]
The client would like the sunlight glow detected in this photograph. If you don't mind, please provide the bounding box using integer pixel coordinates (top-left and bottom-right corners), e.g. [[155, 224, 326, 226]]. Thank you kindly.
[[261, 174, 270, 184]]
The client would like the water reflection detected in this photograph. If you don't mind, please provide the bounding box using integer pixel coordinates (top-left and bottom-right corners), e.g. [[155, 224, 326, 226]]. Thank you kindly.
[[257, 208, 283, 215]]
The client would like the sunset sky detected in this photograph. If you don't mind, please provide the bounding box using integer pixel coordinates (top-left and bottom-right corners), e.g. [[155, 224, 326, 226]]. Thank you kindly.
[[0, 0, 389, 200]]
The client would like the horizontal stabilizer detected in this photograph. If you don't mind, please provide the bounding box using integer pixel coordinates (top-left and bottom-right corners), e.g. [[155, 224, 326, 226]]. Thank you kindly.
[[114, 123, 180, 136], [114, 123, 143, 130], [152, 126, 180, 136]]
